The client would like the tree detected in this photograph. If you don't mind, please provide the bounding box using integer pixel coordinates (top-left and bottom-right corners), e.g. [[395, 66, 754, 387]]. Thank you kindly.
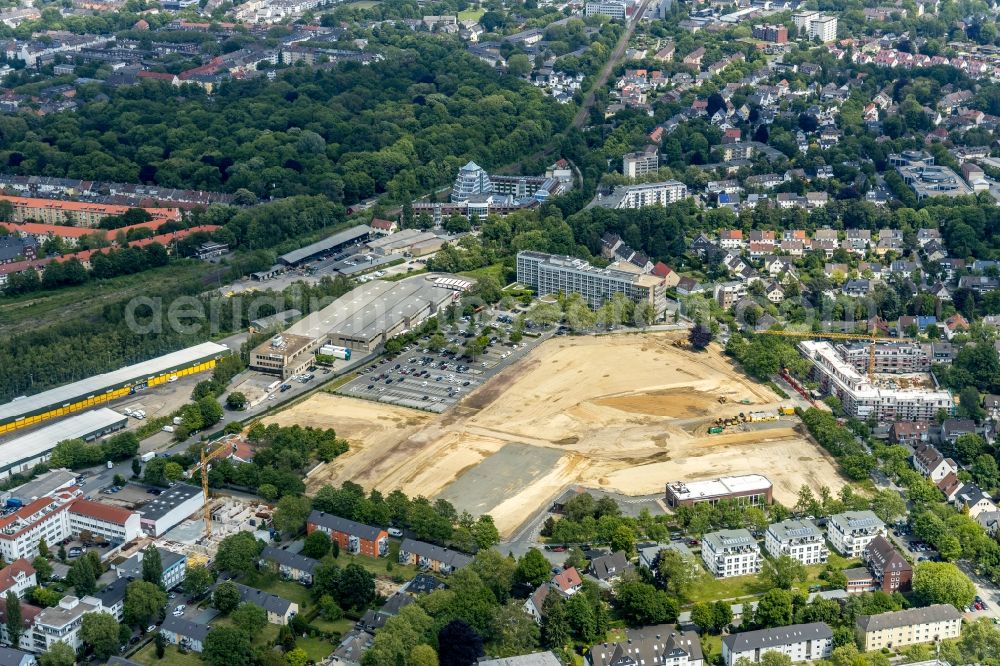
[[870, 489, 906, 523], [959, 386, 985, 422], [182, 564, 214, 599], [4, 591, 22, 649], [761, 555, 807, 590], [32, 556, 52, 581], [472, 515, 500, 550], [470, 549, 516, 603], [39, 641, 75, 666], [273, 495, 312, 535], [67, 556, 96, 596], [163, 462, 184, 482], [155, 631, 166, 658], [760, 652, 793, 666], [213, 580, 240, 614], [712, 601, 733, 632], [410, 644, 439, 666], [492, 599, 540, 657], [226, 391, 248, 410], [753, 588, 793, 628], [38, 538, 49, 558], [610, 525, 635, 556], [438, 619, 484, 666], [507, 54, 531, 78], [689, 323, 713, 350], [655, 550, 698, 602], [123, 580, 166, 628], [285, 648, 308, 666], [691, 602, 715, 633], [913, 562, 976, 609], [516, 548, 551, 587], [337, 563, 376, 610], [81, 611, 121, 660], [142, 545, 163, 586], [613, 580, 678, 626], [231, 602, 268, 637], [214, 532, 262, 576], [113, 473, 126, 487], [204, 626, 253, 666], [302, 530, 331, 559]]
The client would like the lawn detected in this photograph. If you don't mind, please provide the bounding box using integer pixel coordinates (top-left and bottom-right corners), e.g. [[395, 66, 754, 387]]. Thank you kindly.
[[332, 542, 418, 581], [242, 574, 313, 608], [131, 643, 203, 666], [458, 262, 507, 285], [687, 553, 861, 604], [700, 633, 723, 663], [312, 617, 355, 635], [211, 616, 280, 646], [347, 0, 379, 7], [298, 636, 336, 661], [458, 7, 485, 20]]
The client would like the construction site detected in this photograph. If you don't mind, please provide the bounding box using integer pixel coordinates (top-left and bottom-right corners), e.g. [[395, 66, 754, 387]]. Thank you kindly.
[[267, 332, 848, 537]]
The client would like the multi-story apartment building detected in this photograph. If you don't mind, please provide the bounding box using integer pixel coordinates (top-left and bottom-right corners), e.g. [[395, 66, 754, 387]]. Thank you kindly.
[[31, 595, 104, 652], [590, 626, 703, 666], [623, 146, 659, 178], [701, 529, 762, 578], [752, 24, 788, 42], [516, 251, 669, 317], [862, 536, 912, 593], [836, 342, 931, 374], [115, 547, 187, 591], [764, 519, 828, 565], [0, 495, 76, 563], [809, 15, 837, 42], [912, 444, 958, 484], [722, 623, 833, 666], [791, 10, 819, 31], [0, 560, 36, 600], [595, 181, 688, 209], [856, 605, 961, 651], [398, 539, 472, 574], [827, 511, 886, 558], [306, 511, 388, 558], [584, 0, 626, 19], [0, 195, 179, 228], [800, 341, 954, 421]]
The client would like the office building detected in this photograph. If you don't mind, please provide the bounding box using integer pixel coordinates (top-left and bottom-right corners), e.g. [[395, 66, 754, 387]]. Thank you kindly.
[[623, 146, 659, 178], [800, 341, 953, 421], [701, 529, 761, 578], [764, 519, 828, 565], [665, 475, 772, 508], [67, 500, 141, 544], [115, 547, 187, 590], [584, 0, 626, 19], [451, 161, 494, 202], [826, 511, 886, 557], [136, 484, 204, 537], [722, 623, 833, 666], [594, 181, 688, 209], [30, 595, 104, 652], [896, 164, 973, 200], [517, 251, 669, 317], [855, 605, 961, 651]]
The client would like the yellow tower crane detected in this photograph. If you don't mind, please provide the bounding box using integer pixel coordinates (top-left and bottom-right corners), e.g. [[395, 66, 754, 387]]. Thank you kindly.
[[756, 328, 920, 379], [200, 442, 236, 539]]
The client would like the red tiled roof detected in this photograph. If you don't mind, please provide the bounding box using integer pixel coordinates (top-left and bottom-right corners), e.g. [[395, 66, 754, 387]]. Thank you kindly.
[[69, 499, 135, 525], [0, 558, 35, 593], [553, 566, 582, 592], [0, 596, 41, 628]]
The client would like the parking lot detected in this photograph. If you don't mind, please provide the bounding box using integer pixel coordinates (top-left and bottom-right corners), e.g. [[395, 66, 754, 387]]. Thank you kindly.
[[337, 314, 548, 413]]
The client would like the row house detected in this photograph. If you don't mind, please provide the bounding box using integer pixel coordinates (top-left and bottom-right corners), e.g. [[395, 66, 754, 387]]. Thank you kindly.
[[306, 511, 388, 558], [398, 539, 472, 574], [912, 443, 957, 483]]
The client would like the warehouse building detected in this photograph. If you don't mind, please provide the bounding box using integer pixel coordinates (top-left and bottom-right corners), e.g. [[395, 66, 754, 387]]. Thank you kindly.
[[665, 474, 773, 508], [136, 484, 204, 537], [277, 225, 372, 266], [249, 277, 457, 378], [0, 409, 126, 481], [0, 342, 230, 436]]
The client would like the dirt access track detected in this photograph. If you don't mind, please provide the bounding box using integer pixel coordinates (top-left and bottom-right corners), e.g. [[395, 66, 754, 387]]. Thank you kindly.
[[267, 333, 847, 537]]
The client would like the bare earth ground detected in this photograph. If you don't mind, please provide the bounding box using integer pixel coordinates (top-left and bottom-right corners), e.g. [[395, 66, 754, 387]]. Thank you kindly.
[[268, 334, 847, 536]]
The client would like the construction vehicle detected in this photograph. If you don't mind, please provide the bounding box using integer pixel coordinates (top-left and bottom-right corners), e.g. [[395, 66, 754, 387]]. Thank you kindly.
[[718, 396, 728, 404], [708, 426, 724, 434], [198, 441, 238, 539], [779, 407, 796, 415], [757, 329, 920, 380]]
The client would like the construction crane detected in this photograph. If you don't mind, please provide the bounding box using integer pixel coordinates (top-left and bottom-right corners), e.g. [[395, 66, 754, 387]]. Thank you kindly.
[[757, 329, 919, 379], [199, 442, 235, 539]]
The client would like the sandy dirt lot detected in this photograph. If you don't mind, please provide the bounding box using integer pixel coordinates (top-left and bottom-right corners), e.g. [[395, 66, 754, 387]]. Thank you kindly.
[[272, 334, 846, 536]]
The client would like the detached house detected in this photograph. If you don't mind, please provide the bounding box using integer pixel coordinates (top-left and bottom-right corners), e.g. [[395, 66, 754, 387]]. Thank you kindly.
[[588, 551, 633, 584], [524, 567, 584, 623]]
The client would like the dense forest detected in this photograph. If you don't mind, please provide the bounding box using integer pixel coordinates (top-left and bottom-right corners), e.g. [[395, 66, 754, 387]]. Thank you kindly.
[[0, 32, 569, 204]]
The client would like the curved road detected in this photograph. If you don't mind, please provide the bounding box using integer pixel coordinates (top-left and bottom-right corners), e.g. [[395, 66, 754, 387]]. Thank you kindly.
[[570, 0, 656, 130]]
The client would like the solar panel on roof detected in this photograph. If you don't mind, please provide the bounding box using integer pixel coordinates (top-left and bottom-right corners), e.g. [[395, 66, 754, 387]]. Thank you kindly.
[[786, 527, 814, 537]]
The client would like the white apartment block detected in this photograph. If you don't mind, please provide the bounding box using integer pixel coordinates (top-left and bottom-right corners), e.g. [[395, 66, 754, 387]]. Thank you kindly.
[[30, 595, 104, 653], [597, 181, 688, 209], [764, 519, 829, 565], [584, 0, 626, 19], [623, 147, 659, 178], [517, 251, 668, 317], [723, 623, 833, 666], [701, 529, 761, 578], [827, 511, 886, 558], [836, 342, 931, 374], [809, 15, 837, 42], [799, 341, 953, 421], [856, 605, 962, 651], [791, 10, 819, 31]]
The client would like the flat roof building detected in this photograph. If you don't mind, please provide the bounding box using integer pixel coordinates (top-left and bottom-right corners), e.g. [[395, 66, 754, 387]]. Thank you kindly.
[[137, 484, 204, 537], [593, 181, 688, 209], [765, 519, 828, 565], [665, 475, 772, 508], [827, 510, 886, 558], [517, 251, 669, 318], [896, 164, 973, 200], [3, 469, 78, 505], [0, 342, 229, 436], [0, 409, 126, 480], [278, 225, 372, 266], [701, 529, 762, 578]]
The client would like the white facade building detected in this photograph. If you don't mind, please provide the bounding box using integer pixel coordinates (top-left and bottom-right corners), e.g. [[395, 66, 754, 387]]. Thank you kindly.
[[584, 0, 626, 19], [137, 484, 205, 537], [596, 181, 688, 209], [722, 623, 833, 666], [809, 15, 837, 42], [701, 529, 762, 578], [764, 519, 828, 565], [827, 511, 886, 558], [67, 500, 141, 544], [30, 596, 104, 653], [623, 147, 659, 178]]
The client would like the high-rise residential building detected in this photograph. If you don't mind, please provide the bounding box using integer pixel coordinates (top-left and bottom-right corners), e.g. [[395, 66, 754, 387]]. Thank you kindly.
[[594, 181, 687, 209], [623, 145, 659, 178], [809, 15, 838, 42], [516, 251, 669, 317], [451, 161, 493, 202]]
